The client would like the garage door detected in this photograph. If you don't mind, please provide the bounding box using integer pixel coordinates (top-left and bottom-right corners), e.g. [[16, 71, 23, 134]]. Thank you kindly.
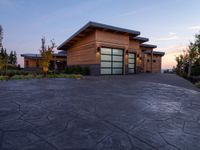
[[128, 53, 136, 74], [100, 47, 124, 75]]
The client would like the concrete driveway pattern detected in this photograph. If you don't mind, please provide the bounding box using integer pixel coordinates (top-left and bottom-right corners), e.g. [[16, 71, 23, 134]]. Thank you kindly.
[[0, 74, 200, 150]]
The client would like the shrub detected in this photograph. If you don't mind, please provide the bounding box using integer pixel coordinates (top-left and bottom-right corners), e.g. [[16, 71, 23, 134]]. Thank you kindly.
[[195, 81, 200, 88], [64, 66, 90, 75], [191, 66, 200, 76], [0, 76, 7, 80], [46, 74, 82, 79]]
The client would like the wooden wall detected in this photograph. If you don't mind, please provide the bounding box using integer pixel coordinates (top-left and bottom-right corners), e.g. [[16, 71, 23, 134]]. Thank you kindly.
[[143, 54, 162, 73], [66, 28, 162, 73], [67, 31, 97, 65]]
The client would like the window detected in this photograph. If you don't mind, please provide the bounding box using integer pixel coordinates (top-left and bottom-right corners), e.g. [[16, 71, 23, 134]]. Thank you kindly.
[[100, 48, 124, 75], [153, 60, 156, 63], [128, 53, 136, 74], [147, 59, 150, 62]]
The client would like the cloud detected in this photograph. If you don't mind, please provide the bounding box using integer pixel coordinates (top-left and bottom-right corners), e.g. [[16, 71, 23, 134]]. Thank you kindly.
[[156, 44, 187, 69], [156, 44, 187, 54], [188, 26, 200, 30], [154, 32, 179, 41]]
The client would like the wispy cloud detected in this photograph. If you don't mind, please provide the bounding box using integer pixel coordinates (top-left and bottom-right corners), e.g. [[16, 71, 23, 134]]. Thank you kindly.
[[158, 44, 187, 69], [188, 26, 200, 30], [154, 32, 179, 41]]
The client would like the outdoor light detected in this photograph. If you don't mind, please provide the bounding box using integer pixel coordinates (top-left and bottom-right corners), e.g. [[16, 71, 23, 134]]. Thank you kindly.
[[97, 47, 100, 53]]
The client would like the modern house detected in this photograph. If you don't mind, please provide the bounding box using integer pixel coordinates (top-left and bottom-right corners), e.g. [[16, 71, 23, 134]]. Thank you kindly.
[[21, 51, 67, 70], [57, 21, 165, 75]]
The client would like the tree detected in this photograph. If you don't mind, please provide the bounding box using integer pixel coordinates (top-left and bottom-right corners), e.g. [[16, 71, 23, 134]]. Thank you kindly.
[[187, 42, 198, 77], [0, 25, 3, 48], [40, 37, 56, 74], [176, 32, 200, 77]]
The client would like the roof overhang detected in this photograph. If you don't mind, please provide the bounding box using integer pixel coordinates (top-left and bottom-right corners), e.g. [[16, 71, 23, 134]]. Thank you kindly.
[[140, 44, 157, 49], [57, 21, 141, 50], [132, 37, 149, 43], [144, 50, 165, 56]]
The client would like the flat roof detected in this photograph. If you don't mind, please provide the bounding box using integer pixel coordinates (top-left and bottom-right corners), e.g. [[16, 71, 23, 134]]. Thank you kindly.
[[58, 21, 141, 50], [144, 50, 165, 56], [132, 37, 149, 43], [21, 51, 66, 59], [140, 44, 157, 48]]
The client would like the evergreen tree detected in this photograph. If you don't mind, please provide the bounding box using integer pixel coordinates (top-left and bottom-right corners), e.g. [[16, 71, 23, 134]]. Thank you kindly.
[[13, 51, 17, 65], [0, 25, 3, 48]]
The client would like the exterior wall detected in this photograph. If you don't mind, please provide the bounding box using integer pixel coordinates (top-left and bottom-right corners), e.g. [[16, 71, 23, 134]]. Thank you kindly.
[[144, 54, 162, 73], [67, 31, 96, 66], [128, 39, 142, 73], [24, 58, 40, 68], [24, 57, 67, 69], [65, 28, 162, 75]]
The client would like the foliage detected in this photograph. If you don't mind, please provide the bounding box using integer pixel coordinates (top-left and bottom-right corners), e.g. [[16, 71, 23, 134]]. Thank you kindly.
[[64, 66, 90, 75], [0, 76, 7, 80], [40, 37, 56, 74], [175, 32, 200, 77], [0, 47, 17, 70], [195, 81, 200, 88], [0, 70, 29, 76], [0, 73, 82, 81], [0, 25, 3, 48]]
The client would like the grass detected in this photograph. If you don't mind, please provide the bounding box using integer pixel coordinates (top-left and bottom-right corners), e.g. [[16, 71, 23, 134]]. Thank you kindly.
[[195, 81, 200, 88], [0, 74, 82, 81]]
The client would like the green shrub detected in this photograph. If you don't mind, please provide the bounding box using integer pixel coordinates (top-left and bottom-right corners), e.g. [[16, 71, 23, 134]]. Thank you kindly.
[[46, 74, 82, 79], [191, 66, 200, 76], [0, 76, 7, 81], [11, 74, 35, 80], [0, 70, 29, 76], [64, 66, 90, 75], [195, 81, 200, 88]]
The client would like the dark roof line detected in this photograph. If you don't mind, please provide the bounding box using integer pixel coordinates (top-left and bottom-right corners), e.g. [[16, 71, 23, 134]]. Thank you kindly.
[[57, 21, 141, 50], [21, 52, 66, 58], [144, 50, 165, 56], [140, 44, 157, 48], [132, 37, 149, 43]]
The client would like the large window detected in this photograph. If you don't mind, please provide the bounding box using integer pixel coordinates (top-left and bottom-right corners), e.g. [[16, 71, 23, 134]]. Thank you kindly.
[[100, 48, 124, 75], [128, 53, 136, 74]]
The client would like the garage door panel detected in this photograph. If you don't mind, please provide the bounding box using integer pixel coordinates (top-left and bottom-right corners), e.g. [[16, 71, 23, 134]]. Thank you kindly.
[[100, 48, 124, 75]]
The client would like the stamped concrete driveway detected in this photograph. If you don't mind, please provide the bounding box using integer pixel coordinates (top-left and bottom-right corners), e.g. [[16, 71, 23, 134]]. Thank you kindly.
[[0, 74, 200, 150]]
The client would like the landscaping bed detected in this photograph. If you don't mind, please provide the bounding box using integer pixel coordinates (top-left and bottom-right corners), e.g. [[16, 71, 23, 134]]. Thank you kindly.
[[0, 74, 82, 81]]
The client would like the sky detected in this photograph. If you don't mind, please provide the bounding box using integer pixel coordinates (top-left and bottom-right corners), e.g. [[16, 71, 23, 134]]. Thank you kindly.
[[1, 0, 200, 69]]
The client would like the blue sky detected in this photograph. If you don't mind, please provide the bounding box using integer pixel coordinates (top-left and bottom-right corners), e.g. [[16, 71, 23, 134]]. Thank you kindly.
[[1, 0, 200, 68]]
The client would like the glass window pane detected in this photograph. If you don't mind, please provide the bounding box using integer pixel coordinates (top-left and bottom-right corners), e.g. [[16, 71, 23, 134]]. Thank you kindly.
[[113, 55, 123, 61], [128, 64, 135, 68], [113, 69, 123, 74], [101, 48, 111, 54], [101, 68, 111, 74], [101, 55, 111, 61], [113, 62, 123, 68], [128, 59, 135, 63], [113, 49, 123, 55], [129, 53, 135, 59], [129, 69, 135, 73], [101, 62, 111, 68]]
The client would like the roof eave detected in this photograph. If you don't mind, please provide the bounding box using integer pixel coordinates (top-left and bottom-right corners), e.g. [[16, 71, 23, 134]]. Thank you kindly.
[[57, 21, 141, 50]]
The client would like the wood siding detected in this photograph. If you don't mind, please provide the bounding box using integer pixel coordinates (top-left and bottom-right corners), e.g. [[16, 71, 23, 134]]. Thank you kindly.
[[67, 31, 97, 65], [144, 54, 162, 73], [65, 28, 163, 74]]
